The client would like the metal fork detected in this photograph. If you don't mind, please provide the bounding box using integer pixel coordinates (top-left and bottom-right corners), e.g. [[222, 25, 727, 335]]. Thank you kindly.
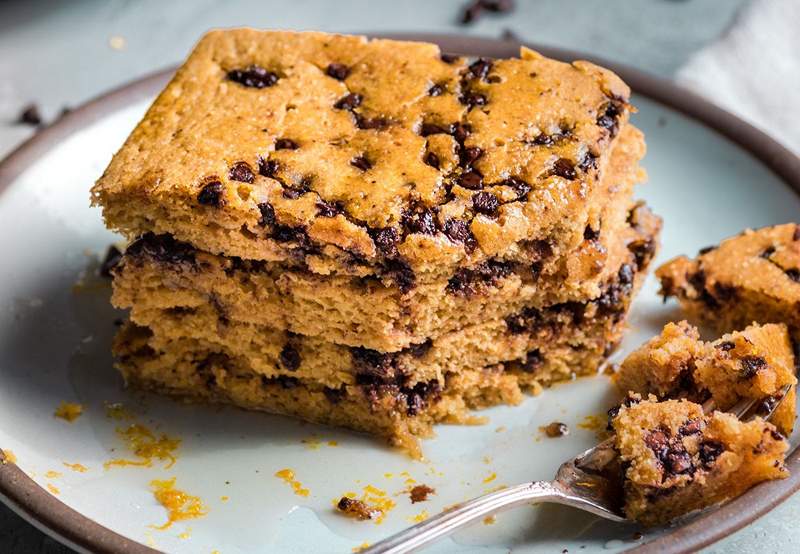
[[363, 385, 793, 554]]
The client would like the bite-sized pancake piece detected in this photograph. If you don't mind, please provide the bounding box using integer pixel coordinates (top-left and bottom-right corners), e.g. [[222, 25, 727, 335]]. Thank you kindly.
[[612, 396, 788, 526]]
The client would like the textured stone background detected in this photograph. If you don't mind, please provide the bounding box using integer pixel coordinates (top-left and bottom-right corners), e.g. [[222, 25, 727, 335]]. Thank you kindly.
[[4, 0, 796, 552]]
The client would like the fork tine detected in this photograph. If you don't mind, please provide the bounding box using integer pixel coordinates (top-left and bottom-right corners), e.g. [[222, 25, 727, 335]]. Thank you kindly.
[[742, 384, 793, 422]]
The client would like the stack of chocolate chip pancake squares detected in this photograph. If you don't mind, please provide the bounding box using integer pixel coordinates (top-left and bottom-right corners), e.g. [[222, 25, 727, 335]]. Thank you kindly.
[[92, 30, 661, 455]]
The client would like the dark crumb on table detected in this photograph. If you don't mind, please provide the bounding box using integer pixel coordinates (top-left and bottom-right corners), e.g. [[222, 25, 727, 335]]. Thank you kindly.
[[501, 28, 520, 41], [337, 497, 380, 520], [541, 421, 570, 438], [459, 0, 515, 25], [16, 103, 42, 126], [409, 484, 435, 503]]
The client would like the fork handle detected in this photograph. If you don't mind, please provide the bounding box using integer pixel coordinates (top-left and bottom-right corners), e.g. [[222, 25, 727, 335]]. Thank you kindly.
[[362, 481, 561, 554]]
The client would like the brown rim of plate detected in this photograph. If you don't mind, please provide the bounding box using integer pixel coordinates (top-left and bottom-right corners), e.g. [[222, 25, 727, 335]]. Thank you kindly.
[[0, 33, 799, 554]]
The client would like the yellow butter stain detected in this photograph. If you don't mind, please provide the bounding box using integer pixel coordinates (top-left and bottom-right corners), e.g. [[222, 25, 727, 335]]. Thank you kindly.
[[63, 462, 89, 473], [105, 402, 134, 421], [483, 472, 497, 484], [220, 496, 229, 502], [45, 470, 62, 479], [352, 543, 370, 553], [47, 484, 60, 495], [483, 515, 496, 525], [274, 468, 310, 497], [495, 426, 507, 433], [383, 472, 394, 479], [578, 414, 610, 439], [54, 402, 83, 423], [2, 449, 17, 464], [178, 531, 190, 540], [104, 424, 180, 470], [149, 477, 207, 530], [327, 440, 338, 447]]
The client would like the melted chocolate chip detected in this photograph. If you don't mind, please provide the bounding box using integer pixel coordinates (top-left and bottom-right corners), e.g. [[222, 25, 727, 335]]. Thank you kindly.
[[229, 161, 255, 183], [334, 93, 363, 110], [717, 341, 736, 352], [472, 191, 499, 216], [740, 355, 767, 379], [597, 100, 623, 137], [679, 419, 703, 436], [258, 157, 279, 178], [457, 170, 483, 190], [402, 204, 438, 235], [126, 233, 196, 266], [408, 339, 433, 359], [584, 226, 600, 241], [326, 63, 350, 80], [384, 258, 416, 293], [521, 349, 543, 373], [786, 268, 800, 283], [699, 440, 725, 467], [466, 58, 493, 81], [550, 158, 577, 180], [404, 380, 441, 415], [443, 219, 478, 252], [460, 146, 483, 168], [502, 177, 532, 201], [578, 151, 598, 172], [369, 227, 401, 257], [197, 181, 225, 207], [323, 386, 347, 404], [275, 138, 299, 150], [629, 238, 657, 270], [354, 113, 390, 130], [419, 122, 449, 136], [446, 260, 512, 296], [316, 199, 342, 217], [272, 224, 310, 246], [450, 122, 471, 143], [460, 92, 488, 108], [352, 347, 400, 384], [257, 202, 275, 227], [424, 151, 440, 169], [350, 155, 372, 171], [279, 343, 301, 371], [227, 65, 279, 88]]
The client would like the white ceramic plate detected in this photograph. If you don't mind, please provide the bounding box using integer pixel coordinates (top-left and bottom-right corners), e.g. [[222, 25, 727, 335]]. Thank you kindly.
[[1, 36, 800, 554]]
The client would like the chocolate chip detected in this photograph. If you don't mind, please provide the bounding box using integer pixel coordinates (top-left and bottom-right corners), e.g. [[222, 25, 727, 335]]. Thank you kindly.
[[794, 225, 800, 241], [578, 151, 598, 172], [257, 202, 275, 227], [126, 233, 197, 266], [17, 104, 42, 126], [404, 380, 441, 415], [272, 224, 309, 246], [424, 151, 440, 169], [446, 260, 512, 295], [679, 419, 703, 436], [408, 339, 433, 358], [629, 238, 657, 270], [282, 185, 308, 200], [354, 113, 390, 130], [584, 226, 600, 241], [402, 204, 438, 235], [542, 421, 569, 438], [229, 161, 255, 183], [384, 258, 416, 293], [459, 146, 483, 168], [369, 227, 401, 257], [443, 219, 478, 252], [597, 100, 623, 137], [740, 355, 767, 379], [352, 347, 400, 384], [667, 449, 694, 475], [428, 83, 445, 97], [472, 191, 499, 216], [279, 343, 301, 371], [550, 158, 577, 180], [99, 245, 123, 278], [458, 170, 483, 190], [699, 245, 718, 255], [460, 92, 487, 108], [466, 58, 493, 81], [440, 53, 460, 64], [197, 181, 225, 207], [717, 340, 736, 352], [521, 350, 543, 373], [502, 177, 532, 201], [316, 199, 342, 217], [334, 93, 363, 110], [786, 268, 800, 283], [258, 157, 279, 178], [460, 2, 483, 24], [326, 63, 350, 80], [644, 429, 670, 461], [323, 386, 347, 404], [227, 65, 279, 88], [261, 375, 300, 389], [449, 122, 471, 143], [275, 138, 299, 150], [419, 122, 448, 136], [699, 440, 725, 467], [482, 0, 515, 12], [350, 155, 372, 171]]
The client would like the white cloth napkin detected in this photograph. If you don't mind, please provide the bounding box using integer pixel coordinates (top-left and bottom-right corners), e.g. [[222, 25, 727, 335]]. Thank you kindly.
[[676, 0, 800, 154]]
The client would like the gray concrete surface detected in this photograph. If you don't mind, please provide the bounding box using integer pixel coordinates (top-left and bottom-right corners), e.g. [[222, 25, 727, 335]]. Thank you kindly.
[[2, 1, 791, 552]]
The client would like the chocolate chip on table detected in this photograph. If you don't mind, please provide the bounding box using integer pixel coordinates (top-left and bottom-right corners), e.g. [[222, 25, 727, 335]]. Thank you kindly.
[[459, 0, 515, 25], [458, 170, 483, 190], [197, 181, 225, 207], [428, 83, 445, 97], [258, 157, 279, 178], [226, 65, 279, 88], [472, 191, 499, 216], [334, 92, 363, 110], [229, 161, 255, 183], [326, 62, 350, 80], [257, 202, 275, 227], [99, 245, 123, 278], [350, 155, 372, 171], [279, 343, 301, 371], [739, 355, 767, 378], [337, 497, 378, 520], [550, 158, 577, 180], [501, 28, 520, 41], [423, 151, 440, 169], [275, 138, 299, 150], [542, 421, 569, 438], [17, 103, 42, 126]]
